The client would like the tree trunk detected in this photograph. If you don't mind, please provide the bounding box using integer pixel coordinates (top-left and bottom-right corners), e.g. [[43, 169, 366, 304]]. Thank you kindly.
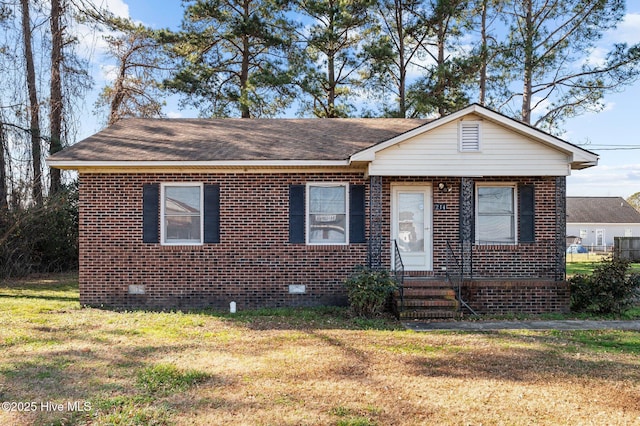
[[108, 55, 128, 125], [521, 0, 534, 124], [327, 53, 336, 117], [49, 0, 63, 194], [20, 0, 42, 203], [326, 5, 336, 118], [436, 25, 446, 117], [240, 34, 251, 118], [396, 0, 406, 118], [478, 0, 488, 106], [0, 121, 8, 212], [239, 1, 251, 118]]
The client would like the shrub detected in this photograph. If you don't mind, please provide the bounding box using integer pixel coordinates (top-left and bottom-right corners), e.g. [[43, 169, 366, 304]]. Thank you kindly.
[[569, 256, 640, 315], [0, 182, 78, 278], [344, 266, 398, 317]]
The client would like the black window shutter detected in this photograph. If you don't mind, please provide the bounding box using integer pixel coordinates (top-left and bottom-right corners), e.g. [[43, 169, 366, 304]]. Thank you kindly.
[[519, 184, 535, 243], [142, 184, 159, 243], [204, 184, 220, 243], [289, 185, 305, 244], [349, 185, 366, 243]]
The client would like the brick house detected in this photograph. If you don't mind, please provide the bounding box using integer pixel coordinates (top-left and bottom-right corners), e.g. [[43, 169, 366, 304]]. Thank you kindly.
[[48, 104, 598, 316]]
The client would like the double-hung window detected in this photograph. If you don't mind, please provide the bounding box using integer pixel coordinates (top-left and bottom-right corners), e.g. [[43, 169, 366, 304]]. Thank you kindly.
[[161, 183, 203, 245], [307, 183, 348, 245], [476, 184, 516, 244], [289, 183, 364, 245]]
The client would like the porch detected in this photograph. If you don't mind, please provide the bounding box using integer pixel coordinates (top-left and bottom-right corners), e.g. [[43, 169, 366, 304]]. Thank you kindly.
[[365, 175, 570, 319]]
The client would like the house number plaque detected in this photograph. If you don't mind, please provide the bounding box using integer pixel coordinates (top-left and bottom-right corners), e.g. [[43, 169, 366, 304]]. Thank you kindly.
[[434, 203, 447, 211]]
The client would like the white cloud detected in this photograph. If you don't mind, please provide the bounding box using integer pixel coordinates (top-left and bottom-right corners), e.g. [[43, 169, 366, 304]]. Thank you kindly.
[[584, 46, 608, 67], [83, 0, 130, 19], [568, 164, 640, 198], [578, 13, 640, 75], [609, 13, 640, 45], [166, 111, 184, 118], [72, 0, 132, 62], [99, 64, 118, 83]]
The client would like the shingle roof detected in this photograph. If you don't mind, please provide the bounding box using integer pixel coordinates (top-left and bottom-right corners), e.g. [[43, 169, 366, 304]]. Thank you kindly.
[[49, 118, 429, 162], [567, 197, 640, 223]]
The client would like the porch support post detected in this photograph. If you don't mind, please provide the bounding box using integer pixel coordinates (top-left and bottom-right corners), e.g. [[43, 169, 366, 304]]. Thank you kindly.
[[555, 176, 567, 280], [460, 177, 474, 278], [368, 175, 384, 270]]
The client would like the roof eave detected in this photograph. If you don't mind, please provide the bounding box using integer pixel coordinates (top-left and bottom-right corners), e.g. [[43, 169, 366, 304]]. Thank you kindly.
[[46, 159, 353, 170], [571, 160, 599, 170]]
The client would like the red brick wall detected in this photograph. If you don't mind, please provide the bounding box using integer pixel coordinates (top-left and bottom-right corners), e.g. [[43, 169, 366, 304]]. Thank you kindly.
[[78, 172, 565, 312], [79, 172, 368, 309], [381, 176, 561, 279], [463, 279, 570, 315]]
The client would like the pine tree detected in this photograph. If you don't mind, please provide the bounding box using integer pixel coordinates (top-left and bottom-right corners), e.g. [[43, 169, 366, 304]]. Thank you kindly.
[[164, 0, 297, 118], [499, 0, 640, 132], [293, 0, 376, 117]]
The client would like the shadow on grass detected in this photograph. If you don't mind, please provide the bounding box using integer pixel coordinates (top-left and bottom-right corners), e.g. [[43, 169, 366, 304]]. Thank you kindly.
[[197, 306, 404, 331], [0, 293, 78, 302], [408, 330, 640, 413], [88, 304, 404, 331]]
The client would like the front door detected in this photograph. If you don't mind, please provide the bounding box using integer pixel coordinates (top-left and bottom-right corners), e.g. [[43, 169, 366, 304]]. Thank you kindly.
[[392, 185, 432, 271]]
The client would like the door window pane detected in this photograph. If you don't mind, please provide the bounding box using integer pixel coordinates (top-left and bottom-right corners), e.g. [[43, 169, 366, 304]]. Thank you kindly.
[[397, 192, 424, 253]]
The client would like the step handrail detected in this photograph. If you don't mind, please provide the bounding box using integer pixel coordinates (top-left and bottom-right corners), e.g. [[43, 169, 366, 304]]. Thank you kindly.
[[445, 240, 478, 316], [393, 240, 405, 312]]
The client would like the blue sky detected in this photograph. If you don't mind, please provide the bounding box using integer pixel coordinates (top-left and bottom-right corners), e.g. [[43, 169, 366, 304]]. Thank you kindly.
[[81, 0, 640, 199]]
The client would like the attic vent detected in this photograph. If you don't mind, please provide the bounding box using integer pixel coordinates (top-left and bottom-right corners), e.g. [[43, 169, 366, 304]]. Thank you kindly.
[[459, 121, 481, 152]]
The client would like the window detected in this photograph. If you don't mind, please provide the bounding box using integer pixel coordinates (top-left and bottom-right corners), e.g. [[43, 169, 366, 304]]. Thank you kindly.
[[459, 121, 481, 152], [307, 183, 348, 245], [161, 183, 203, 245], [289, 184, 365, 245], [476, 184, 516, 244]]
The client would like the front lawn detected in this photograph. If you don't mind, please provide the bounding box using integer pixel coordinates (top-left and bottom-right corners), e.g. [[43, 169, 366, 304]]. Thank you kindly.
[[1, 274, 639, 425], [566, 255, 640, 276]]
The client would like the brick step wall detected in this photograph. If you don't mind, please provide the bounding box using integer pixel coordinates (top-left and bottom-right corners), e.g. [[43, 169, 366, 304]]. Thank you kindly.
[[394, 277, 460, 320]]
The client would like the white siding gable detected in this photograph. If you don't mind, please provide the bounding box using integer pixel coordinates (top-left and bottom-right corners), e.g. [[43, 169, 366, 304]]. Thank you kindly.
[[366, 116, 571, 176]]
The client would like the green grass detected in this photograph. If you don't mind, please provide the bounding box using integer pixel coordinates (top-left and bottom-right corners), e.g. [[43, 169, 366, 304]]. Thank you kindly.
[[136, 364, 210, 396], [210, 305, 402, 330], [1, 273, 640, 425], [566, 258, 640, 276]]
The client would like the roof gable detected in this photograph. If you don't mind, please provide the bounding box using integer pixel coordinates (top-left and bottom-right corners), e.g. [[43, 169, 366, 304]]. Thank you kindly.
[[350, 104, 598, 171], [567, 197, 640, 223], [356, 112, 578, 176]]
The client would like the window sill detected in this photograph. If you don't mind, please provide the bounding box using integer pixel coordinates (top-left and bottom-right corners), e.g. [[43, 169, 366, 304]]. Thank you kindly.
[[159, 244, 205, 251], [474, 243, 519, 252], [306, 244, 350, 251]]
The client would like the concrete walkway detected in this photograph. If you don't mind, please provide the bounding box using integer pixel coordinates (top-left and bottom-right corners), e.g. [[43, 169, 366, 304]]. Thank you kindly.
[[404, 319, 640, 331]]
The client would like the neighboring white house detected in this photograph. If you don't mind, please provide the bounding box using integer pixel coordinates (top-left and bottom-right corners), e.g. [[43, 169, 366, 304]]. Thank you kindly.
[[567, 197, 640, 251]]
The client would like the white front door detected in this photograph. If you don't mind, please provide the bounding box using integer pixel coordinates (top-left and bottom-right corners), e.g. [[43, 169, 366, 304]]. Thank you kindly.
[[392, 185, 432, 271]]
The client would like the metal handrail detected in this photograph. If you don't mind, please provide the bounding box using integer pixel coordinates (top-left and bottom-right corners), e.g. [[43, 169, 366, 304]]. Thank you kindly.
[[393, 240, 405, 312], [445, 240, 478, 316]]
